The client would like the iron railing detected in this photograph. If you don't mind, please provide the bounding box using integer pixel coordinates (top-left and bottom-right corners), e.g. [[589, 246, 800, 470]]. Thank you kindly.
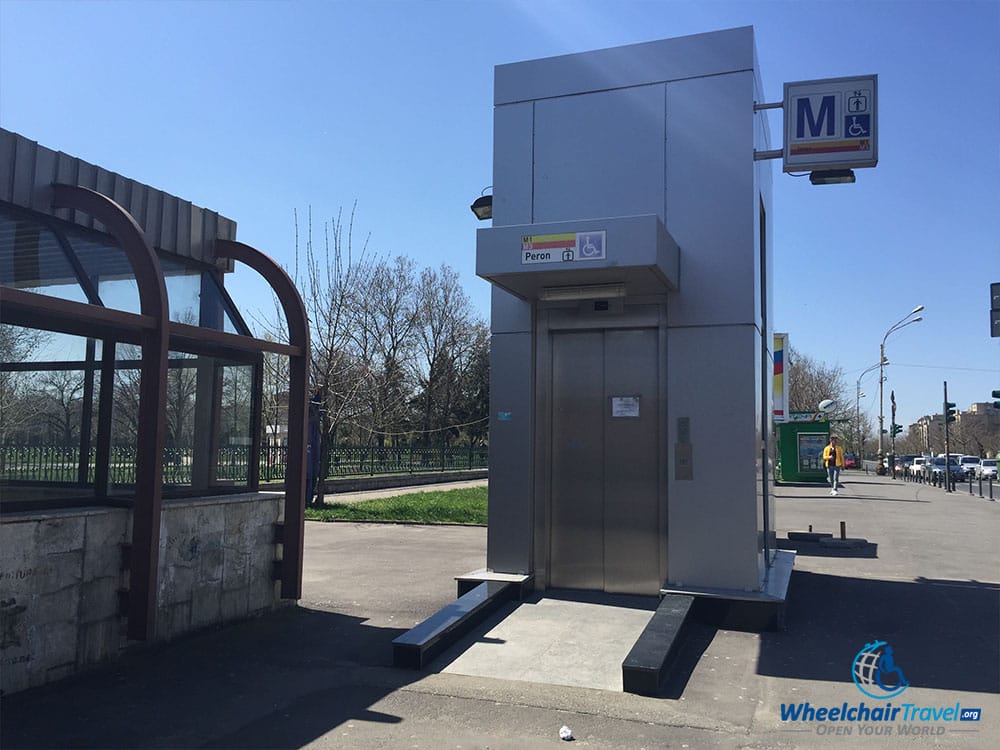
[[1, 443, 488, 485]]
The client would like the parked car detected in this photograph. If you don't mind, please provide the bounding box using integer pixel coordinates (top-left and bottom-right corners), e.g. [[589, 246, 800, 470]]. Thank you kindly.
[[975, 459, 997, 480], [958, 455, 981, 478], [925, 455, 964, 482], [844, 453, 857, 469], [910, 456, 929, 475]]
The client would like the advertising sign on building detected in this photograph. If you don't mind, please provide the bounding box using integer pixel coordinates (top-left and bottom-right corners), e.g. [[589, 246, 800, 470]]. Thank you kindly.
[[783, 75, 878, 172], [773, 333, 789, 422]]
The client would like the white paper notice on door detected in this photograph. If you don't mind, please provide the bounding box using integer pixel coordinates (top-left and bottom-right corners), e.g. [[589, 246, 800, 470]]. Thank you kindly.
[[611, 396, 640, 418]]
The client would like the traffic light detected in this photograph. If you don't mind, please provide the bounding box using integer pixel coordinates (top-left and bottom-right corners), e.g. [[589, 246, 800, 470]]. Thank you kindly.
[[992, 390, 1000, 409], [945, 401, 957, 423], [892, 423, 903, 436]]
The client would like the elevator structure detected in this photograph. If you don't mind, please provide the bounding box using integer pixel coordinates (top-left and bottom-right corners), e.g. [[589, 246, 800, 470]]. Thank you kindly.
[[476, 27, 785, 599]]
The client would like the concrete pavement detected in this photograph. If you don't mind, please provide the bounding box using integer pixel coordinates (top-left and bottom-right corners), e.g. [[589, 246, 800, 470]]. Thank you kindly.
[[2, 471, 997, 749]]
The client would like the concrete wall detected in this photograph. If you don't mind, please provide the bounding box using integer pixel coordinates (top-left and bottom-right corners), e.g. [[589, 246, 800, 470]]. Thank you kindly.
[[0, 493, 285, 695]]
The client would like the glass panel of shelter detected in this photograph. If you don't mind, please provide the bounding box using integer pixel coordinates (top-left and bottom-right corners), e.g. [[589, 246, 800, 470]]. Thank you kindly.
[[1, 202, 261, 510], [104, 351, 258, 499], [0, 325, 101, 503], [0, 206, 91, 305]]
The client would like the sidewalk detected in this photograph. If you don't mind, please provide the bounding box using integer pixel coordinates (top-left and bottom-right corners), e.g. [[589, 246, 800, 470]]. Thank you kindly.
[[2, 473, 997, 749], [322, 477, 488, 505]]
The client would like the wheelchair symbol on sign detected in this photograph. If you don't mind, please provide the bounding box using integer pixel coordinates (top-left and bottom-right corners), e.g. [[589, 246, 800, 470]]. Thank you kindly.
[[847, 115, 870, 138], [577, 233, 603, 259]]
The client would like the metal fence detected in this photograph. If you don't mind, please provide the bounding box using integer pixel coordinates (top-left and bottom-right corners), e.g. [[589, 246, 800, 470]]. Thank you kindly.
[[260, 443, 489, 482], [0, 443, 488, 485]]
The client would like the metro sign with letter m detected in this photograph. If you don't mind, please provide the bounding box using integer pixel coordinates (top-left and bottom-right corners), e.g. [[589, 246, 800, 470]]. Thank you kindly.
[[783, 75, 878, 172]]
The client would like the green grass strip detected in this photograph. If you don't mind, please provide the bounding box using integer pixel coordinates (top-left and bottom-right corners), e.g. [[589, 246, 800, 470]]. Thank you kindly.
[[305, 486, 487, 525]]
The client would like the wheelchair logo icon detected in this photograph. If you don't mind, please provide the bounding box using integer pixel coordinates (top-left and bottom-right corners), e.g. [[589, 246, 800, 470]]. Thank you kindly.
[[846, 114, 870, 138], [576, 232, 606, 261]]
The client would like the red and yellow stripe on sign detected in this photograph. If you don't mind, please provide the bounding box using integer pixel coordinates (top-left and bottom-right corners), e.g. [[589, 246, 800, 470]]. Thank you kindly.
[[790, 139, 871, 156], [521, 233, 576, 251]]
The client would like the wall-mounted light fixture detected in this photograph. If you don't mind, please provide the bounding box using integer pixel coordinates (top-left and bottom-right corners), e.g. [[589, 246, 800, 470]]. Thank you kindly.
[[470, 186, 493, 220], [539, 283, 626, 301], [810, 169, 856, 185]]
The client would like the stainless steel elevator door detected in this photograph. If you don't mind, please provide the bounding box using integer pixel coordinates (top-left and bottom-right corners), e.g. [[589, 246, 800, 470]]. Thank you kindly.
[[550, 328, 660, 594]]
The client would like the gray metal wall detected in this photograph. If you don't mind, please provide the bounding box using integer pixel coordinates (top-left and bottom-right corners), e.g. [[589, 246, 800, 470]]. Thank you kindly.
[[483, 27, 774, 594]]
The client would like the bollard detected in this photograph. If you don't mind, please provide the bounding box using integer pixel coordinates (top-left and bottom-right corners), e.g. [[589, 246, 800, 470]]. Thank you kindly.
[[840, 521, 846, 540], [969, 475, 973, 495], [979, 475, 983, 498]]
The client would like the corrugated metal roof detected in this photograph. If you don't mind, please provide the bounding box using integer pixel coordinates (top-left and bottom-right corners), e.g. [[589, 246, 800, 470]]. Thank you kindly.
[[0, 128, 237, 265]]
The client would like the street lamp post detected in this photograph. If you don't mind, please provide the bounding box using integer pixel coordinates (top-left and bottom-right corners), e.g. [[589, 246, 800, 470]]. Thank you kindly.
[[878, 306, 924, 468], [857, 386, 865, 459], [855, 361, 882, 463]]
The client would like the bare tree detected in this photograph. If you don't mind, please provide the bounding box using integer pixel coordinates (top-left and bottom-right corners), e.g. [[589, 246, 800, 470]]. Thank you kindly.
[[297, 205, 376, 503], [164, 355, 198, 450], [37, 369, 85, 444], [452, 321, 490, 445], [787, 346, 848, 416], [351, 255, 419, 445], [0, 324, 48, 444], [412, 264, 479, 445], [787, 346, 870, 453]]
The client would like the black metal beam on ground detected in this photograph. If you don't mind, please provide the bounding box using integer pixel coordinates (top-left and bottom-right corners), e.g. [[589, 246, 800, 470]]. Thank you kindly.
[[622, 593, 695, 697], [393, 581, 520, 670]]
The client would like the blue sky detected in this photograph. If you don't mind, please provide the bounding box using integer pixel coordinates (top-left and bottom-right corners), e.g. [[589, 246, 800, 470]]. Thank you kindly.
[[1, 0, 997, 429]]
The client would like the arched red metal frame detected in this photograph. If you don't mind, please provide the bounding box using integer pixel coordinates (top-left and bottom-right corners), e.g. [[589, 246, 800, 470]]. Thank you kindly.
[[3, 187, 313, 637], [215, 239, 310, 600], [51, 184, 170, 641]]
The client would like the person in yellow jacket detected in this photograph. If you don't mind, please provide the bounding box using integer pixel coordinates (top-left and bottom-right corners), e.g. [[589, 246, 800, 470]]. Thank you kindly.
[[823, 435, 845, 495]]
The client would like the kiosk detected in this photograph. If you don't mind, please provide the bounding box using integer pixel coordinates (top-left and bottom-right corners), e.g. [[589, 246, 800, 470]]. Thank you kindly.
[[775, 420, 831, 483]]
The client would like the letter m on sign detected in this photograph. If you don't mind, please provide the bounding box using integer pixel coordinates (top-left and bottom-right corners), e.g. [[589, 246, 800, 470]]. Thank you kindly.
[[796, 95, 836, 138]]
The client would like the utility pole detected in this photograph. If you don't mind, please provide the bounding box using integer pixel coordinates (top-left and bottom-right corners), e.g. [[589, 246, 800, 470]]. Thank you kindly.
[[943, 381, 955, 492], [890, 390, 897, 476]]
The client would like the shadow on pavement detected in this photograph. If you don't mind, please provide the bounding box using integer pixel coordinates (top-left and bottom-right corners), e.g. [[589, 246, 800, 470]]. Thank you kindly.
[[0, 607, 419, 750], [778, 538, 879, 558], [757, 570, 1000, 694]]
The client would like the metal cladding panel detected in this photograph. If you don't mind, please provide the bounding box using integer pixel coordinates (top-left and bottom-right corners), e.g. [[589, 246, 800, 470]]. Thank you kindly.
[[31, 146, 58, 215], [73, 161, 97, 228], [665, 72, 757, 327], [491, 286, 532, 334], [533, 85, 665, 224], [549, 330, 605, 589], [53, 153, 79, 224], [666, 325, 761, 591], [11, 136, 35, 207], [492, 102, 534, 226], [0, 129, 237, 263], [0, 130, 15, 202], [486, 331, 534, 575], [476, 215, 679, 300], [755, 60, 775, 336], [495, 26, 755, 105], [602, 328, 661, 595]]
